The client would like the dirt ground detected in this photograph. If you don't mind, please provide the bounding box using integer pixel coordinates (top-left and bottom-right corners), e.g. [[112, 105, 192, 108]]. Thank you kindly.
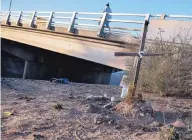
[[1, 78, 192, 140]]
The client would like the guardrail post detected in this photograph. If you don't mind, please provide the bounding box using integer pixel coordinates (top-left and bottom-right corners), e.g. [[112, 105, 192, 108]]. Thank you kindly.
[[97, 12, 107, 37], [161, 14, 166, 19], [68, 12, 77, 33], [29, 12, 37, 28], [16, 11, 22, 26], [5, 11, 11, 25], [145, 14, 150, 22], [29, 11, 37, 28], [46, 12, 54, 30]]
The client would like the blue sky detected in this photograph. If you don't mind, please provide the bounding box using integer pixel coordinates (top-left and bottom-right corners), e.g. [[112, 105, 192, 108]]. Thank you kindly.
[[1, 0, 192, 15]]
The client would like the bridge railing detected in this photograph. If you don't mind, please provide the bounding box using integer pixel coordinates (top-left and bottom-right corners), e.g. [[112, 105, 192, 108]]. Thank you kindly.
[[1, 11, 192, 38], [0, 11, 148, 37]]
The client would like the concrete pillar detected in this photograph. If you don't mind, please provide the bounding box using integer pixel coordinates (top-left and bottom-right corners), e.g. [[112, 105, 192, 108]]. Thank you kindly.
[[23, 60, 28, 79]]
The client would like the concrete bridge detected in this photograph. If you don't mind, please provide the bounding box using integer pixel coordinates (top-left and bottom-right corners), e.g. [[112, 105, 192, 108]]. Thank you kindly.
[[1, 11, 146, 70], [1, 11, 192, 84]]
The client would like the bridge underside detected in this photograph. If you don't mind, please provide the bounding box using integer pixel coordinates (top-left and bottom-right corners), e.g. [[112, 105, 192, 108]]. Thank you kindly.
[[1, 25, 137, 70], [1, 38, 121, 84]]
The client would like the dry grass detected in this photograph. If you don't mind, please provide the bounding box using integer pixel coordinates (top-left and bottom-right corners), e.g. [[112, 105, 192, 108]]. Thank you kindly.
[[124, 83, 135, 104], [122, 29, 192, 97], [139, 29, 192, 96]]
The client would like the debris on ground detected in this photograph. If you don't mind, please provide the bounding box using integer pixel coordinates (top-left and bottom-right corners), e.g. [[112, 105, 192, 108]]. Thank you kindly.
[[158, 125, 180, 140], [86, 95, 110, 102], [170, 120, 186, 128], [68, 92, 74, 98], [86, 104, 103, 113], [53, 103, 63, 110], [93, 114, 116, 125], [3, 111, 14, 117], [33, 134, 46, 140], [50, 78, 70, 84], [18, 95, 35, 101], [103, 102, 116, 109]]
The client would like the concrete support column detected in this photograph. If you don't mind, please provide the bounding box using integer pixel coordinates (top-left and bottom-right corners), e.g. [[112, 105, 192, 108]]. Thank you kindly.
[[23, 60, 28, 79]]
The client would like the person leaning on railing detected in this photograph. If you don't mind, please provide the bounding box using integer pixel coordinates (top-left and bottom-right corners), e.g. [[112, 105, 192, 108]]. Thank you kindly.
[[99, 2, 112, 32]]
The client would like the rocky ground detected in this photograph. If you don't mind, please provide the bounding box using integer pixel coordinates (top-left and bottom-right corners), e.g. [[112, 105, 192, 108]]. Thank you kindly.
[[1, 78, 192, 140]]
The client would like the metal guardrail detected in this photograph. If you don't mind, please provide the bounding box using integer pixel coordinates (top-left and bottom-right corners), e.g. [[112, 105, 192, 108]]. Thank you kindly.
[[1, 11, 192, 37]]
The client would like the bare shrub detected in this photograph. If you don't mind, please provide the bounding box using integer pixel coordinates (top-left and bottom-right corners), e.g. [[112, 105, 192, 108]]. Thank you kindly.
[[139, 29, 192, 96], [120, 28, 192, 96]]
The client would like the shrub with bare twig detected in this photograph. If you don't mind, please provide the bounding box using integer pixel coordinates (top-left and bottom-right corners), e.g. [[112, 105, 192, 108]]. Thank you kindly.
[[139, 29, 192, 96], [121, 28, 192, 96]]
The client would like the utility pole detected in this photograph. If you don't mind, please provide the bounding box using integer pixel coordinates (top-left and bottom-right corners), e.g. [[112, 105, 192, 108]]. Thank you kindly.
[[9, 0, 12, 11]]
